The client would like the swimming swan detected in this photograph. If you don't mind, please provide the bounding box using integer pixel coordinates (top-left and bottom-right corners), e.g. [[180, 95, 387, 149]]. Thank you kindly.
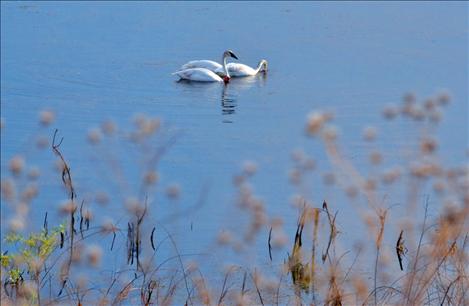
[[173, 50, 238, 82], [179, 50, 237, 71], [215, 59, 268, 77]]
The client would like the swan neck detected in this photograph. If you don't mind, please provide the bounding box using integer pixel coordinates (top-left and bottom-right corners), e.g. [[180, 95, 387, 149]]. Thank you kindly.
[[255, 61, 264, 74], [222, 56, 230, 78]]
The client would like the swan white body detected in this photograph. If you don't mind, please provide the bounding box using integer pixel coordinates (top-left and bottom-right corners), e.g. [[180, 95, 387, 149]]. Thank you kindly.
[[215, 60, 268, 77], [172, 68, 224, 82], [180, 60, 222, 71], [173, 50, 238, 82]]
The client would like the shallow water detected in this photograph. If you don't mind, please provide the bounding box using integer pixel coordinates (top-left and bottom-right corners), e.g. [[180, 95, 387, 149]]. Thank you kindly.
[[1, 1, 468, 279]]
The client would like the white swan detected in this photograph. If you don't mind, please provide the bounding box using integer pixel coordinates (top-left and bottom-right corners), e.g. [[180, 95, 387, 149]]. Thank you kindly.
[[179, 50, 238, 71], [215, 59, 268, 77], [173, 50, 238, 82]]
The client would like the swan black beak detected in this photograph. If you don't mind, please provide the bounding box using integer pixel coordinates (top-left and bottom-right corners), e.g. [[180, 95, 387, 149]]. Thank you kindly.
[[229, 51, 238, 60]]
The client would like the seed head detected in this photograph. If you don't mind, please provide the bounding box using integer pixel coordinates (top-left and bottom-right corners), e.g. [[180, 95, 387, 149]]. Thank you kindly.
[[86, 245, 103, 267], [39, 110, 55, 126], [9, 155, 25, 175], [363, 126, 378, 142], [166, 184, 181, 199], [87, 128, 102, 145]]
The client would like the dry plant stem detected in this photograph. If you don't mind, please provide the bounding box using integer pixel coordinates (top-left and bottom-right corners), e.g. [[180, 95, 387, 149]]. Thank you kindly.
[[323, 141, 379, 211], [156, 222, 193, 306], [268, 227, 273, 261], [275, 271, 284, 306], [322, 201, 338, 263], [51, 129, 76, 289], [413, 239, 460, 304], [135, 199, 148, 271], [405, 201, 429, 304], [159, 182, 210, 224], [217, 267, 234, 305], [311, 207, 320, 303], [440, 276, 460, 306], [373, 209, 387, 306], [250, 269, 265, 306]]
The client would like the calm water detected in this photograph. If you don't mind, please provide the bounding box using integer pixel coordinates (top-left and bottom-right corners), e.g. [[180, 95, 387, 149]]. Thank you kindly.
[[1, 1, 468, 277]]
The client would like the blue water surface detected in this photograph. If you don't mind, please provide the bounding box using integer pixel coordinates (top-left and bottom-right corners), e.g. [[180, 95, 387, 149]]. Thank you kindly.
[[1, 1, 468, 287]]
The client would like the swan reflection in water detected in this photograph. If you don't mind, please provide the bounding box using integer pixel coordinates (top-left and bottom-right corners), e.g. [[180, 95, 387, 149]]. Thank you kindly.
[[175, 72, 267, 123], [221, 73, 267, 123]]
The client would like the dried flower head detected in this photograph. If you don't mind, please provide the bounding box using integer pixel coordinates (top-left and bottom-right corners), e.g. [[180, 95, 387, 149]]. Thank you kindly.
[[144, 171, 159, 185], [27, 167, 41, 180], [86, 245, 103, 267], [410, 162, 442, 178], [101, 120, 117, 135], [429, 109, 443, 123], [140, 118, 161, 136], [364, 178, 377, 191], [303, 158, 316, 171], [432, 181, 446, 193], [35, 135, 49, 149], [39, 110, 55, 126], [272, 232, 288, 248], [242, 160, 258, 176], [21, 184, 38, 201], [322, 172, 336, 185], [125, 197, 142, 214], [436, 90, 451, 106], [381, 167, 402, 184], [9, 155, 25, 175], [423, 98, 436, 111], [289, 168, 301, 185], [59, 200, 77, 215], [87, 128, 102, 145], [363, 126, 378, 141], [217, 230, 232, 245], [291, 149, 305, 162], [345, 185, 358, 198], [382, 104, 398, 120], [166, 184, 181, 199], [9, 217, 25, 232], [369, 151, 383, 165], [322, 125, 339, 142], [306, 111, 333, 136], [420, 137, 438, 154], [95, 191, 110, 205], [270, 217, 284, 229], [403, 92, 416, 104], [1, 179, 16, 200], [101, 218, 117, 234]]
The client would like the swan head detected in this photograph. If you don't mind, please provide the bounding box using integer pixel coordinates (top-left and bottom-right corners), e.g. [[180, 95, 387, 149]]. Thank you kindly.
[[223, 50, 238, 60], [259, 59, 268, 72]]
